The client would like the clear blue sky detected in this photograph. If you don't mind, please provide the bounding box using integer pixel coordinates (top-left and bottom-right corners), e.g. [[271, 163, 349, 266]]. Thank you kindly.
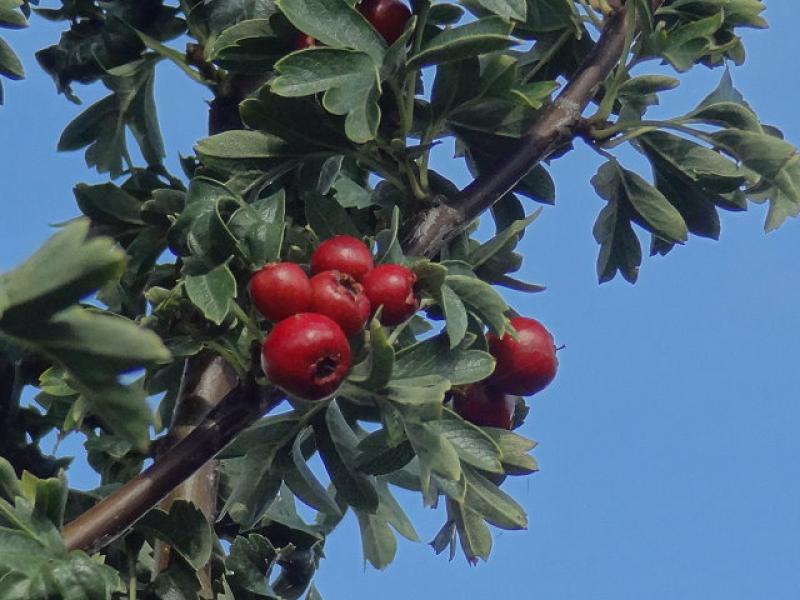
[[2, 3, 800, 599]]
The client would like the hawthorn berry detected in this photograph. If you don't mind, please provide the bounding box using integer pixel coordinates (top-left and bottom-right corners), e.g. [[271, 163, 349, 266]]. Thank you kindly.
[[453, 383, 516, 429], [249, 262, 311, 322], [361, 263, 419, 325], [309, 270, 371, 337], [358, 0, 411, 45], [487, 316, 558, 396], [261, 313, 352, 400], [294, 32, 316, 49], [310, 235, 374, 281]]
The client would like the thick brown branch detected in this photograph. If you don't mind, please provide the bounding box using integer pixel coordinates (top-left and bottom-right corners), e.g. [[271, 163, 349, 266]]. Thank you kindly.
[[403, 4, 656, 257], [62, 381, 283, 553]]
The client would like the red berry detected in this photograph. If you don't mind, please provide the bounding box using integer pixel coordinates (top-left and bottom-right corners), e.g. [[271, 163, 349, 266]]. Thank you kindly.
[[454, 383, 516, 429], [311, 235, 374, 281], [487, 316, 558, 396], [262, 313, 352, 400], [361, 263, 419, 325], [294, 32, 316, 49], [250, 262, 311, 322], [358, 0, 411, 45], [309, 270, 371, 337]]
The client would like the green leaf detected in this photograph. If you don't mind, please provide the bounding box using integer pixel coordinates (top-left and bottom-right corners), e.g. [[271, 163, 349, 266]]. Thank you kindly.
[[18, 307, 169, 382], [712, 129, 800, 204], [57, 57, 164, 176], [196, 130, 293, 162], [135, 28, 206, 85], [279, 428, 342, 516], [0, 220, 125, 324], [462, 465, 527, 530], [305, 191, 361, 240], [314, 402, 379, 512], [375, 479, 418, 541], [355, 430, 415, 475], [615, 163, 688, 244], [0, 36, 23, 80], [272, 48, 381, 143], [355, 509, 397, 569], [444, 274, 509, 336], [409, 17, 516, 68], [482, 427, 539, 475], [184, 263, 237, 325], [136, 500, 212, 570], [441, 284, 468, 349], [218, 411, 301, 459], [229, 190, 286, 267], [0, 0, 27, 28], [405, 421, 461, 481], [73, 182, 145, 226], [467, 210, 540, 269], [592, 165, 642, 284], [432, 411, 503, 473], [393, 333, 495, 386], [277, 0, 386, 63], [451, 500, 492, 564], [222, 444, 282, 528], [474, 0, 526, 21], [364, 318, 395, 390], [618, 74, 679, 97], [227, 534, 278, 597], [638, 131, 744, 194], [20, 471, 67, 530], [510, 80, 559, 110]]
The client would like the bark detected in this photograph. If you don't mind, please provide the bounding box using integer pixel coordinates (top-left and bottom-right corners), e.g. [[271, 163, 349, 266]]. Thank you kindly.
[[151, 354, 237, 597]]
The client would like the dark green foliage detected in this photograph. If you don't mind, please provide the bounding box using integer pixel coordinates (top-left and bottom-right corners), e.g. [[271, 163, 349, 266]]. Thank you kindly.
[[0, 0, 792, 598]]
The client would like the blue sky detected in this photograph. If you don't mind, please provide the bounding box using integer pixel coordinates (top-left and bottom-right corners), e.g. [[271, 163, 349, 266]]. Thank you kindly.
[[2, 3, 800, 599]]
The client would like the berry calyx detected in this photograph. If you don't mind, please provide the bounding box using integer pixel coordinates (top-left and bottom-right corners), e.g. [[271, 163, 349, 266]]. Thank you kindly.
[[487, 316, 558, 396], [249, 262, 311, 322], [361, 263, 419, 325], [454, 383, 516, 429], [294, 32, 317, 49], [261, 313, 352, 400], [358, 0, 411, 45], [309, 270, 371, 337]]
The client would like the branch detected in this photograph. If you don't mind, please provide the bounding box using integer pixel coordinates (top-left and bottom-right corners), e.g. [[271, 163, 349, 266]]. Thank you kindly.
[[151, 354, 237, 595], [62, 379, 284, 553], [403, 2, 662, 257]]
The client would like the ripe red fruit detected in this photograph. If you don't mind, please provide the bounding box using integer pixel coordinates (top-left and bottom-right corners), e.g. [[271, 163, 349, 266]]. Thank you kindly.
[[310, 235, 374, 281], [294, 32, 316, 49], [487, 316, 558, 396], [358, 0, 412, 45], [361, 263, 419, 325], [250, 262, 311, 322], [454, 383, 516, 429], [309, 270, 371, 337], [261, 313, 352, 400]]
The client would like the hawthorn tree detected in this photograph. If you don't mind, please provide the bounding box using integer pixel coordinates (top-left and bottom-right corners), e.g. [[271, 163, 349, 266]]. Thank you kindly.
[[0, 0, 794, 598]]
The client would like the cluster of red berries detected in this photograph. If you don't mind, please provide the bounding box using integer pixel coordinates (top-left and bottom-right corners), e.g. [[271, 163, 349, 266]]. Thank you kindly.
[[295, 0, 412, 49], [251, 235, 420, 400], [453, 317, 558, 430]]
